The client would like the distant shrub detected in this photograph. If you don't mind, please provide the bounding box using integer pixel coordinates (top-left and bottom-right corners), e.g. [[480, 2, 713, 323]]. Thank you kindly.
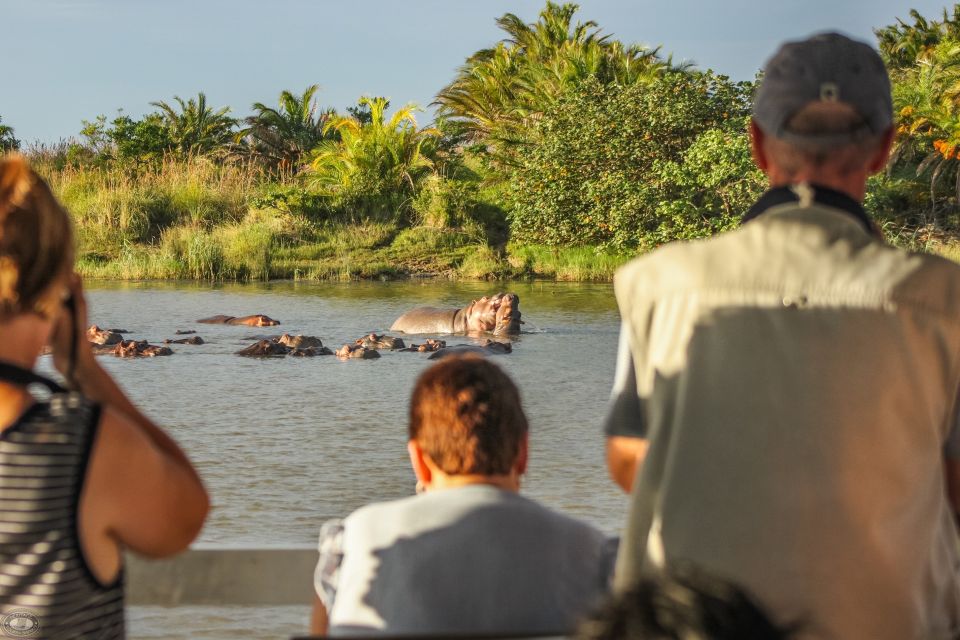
[[250, 185, 331, 220], [412, 174, 510, 249], [509, 73, 762, 250], [0, 116, 19, 152]]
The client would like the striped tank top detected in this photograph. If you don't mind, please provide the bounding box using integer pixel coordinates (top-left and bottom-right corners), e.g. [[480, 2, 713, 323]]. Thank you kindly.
[[0, 364, 125, 639]]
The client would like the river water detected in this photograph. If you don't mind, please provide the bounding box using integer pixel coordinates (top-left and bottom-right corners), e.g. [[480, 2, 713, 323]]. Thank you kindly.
[[71, 280, 628, 638]]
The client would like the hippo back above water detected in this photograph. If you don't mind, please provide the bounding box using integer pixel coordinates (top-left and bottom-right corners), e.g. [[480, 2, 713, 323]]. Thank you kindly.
[[390, 293, 521, 337], [197, 314, 280, 327]]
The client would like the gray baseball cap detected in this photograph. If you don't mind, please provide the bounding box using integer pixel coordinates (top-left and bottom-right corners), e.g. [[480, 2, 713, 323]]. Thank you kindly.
[[753, 32, 893, 144]]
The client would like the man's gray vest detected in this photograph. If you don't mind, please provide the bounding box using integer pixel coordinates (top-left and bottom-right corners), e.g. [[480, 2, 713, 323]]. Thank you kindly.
[[612, 201, 960, 639]]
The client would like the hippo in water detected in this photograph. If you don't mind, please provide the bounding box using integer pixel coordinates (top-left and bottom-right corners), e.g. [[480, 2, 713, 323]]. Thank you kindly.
[[335, 344, 381, 360], [398, 339, 447, 353], [278, 334, 324, 349], [113, 340, 173, 358], [428, 340, 513, 360], [86, 325, 125, 346], [164, 336, 205, 345], [237, 340, 287, 357], [198, 314, 280, 327], [390, 293, 521, 336], [355, 333, 406, 350], [237, 336, 332, 357]]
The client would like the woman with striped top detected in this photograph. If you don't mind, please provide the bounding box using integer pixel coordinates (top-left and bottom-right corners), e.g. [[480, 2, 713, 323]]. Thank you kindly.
[[0, 155, 209, 638]]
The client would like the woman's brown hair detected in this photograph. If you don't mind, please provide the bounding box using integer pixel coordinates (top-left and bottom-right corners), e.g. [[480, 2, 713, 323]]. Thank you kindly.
[[409, 355, 528, 476], [0, 155, 75, 320]]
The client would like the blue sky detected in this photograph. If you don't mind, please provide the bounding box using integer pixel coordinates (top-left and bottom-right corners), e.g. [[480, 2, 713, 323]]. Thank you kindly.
[[1, 0, 950, 143]]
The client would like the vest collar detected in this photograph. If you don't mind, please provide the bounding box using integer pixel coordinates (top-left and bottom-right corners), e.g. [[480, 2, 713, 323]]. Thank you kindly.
[[743, 183, 875, 236]]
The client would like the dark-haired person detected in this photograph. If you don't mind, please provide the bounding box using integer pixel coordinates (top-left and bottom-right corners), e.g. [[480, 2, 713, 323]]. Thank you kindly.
[[604, 33, 960, 638], [577, 565, 796, 640], [311, 355, 616, 636], [0, 155, 209, 639]]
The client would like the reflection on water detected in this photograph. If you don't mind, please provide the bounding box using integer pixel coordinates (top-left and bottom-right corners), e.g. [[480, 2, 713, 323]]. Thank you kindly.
[[69, 280, 628, 638]]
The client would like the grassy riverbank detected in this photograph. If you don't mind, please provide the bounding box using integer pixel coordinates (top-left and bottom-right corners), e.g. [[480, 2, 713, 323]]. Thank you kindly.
[[42, 158, 632, 282], [37, 158, 960, 283]]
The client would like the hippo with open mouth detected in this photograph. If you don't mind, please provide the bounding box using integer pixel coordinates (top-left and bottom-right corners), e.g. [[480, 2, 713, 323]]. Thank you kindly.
[[389, 293, 521, 337], [197, 314, 280, 327]]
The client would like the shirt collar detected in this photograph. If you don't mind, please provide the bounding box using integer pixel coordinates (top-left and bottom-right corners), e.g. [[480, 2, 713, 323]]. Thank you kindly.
[[742, 183, 875, 235]]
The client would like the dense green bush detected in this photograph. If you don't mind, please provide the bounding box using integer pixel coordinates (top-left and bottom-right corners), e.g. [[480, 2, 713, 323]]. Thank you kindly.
[[80, 113, 173, 165], [411, 174, 509, 246], [508, 72, 761, 249], [250, 185, 332, 221]]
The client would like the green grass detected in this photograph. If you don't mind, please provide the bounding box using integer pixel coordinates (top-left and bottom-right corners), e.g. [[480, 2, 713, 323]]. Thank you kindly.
[[37, 158, 642, 282], [506, 243, 633, 280]]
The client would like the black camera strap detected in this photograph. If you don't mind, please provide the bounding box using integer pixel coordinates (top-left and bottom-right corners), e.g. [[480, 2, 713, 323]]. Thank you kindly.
[[0, 360, 66, 394]]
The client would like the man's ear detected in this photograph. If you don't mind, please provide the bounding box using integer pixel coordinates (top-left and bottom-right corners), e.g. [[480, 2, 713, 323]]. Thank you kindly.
[[408, 440, 432, 485], [750, 120, 770, 174], [514, 434, 529, 477], [867, 126, 896, 175]]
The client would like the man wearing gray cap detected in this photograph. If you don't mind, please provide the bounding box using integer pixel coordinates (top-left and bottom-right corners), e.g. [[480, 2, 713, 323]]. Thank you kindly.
[[603, 32, 960, 638]]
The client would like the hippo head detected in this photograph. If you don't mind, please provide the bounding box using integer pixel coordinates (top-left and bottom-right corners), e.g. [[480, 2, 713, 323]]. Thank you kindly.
[[251, 315, 280, 327], [491, 292, 521, 336], [465, 292, 521, 336]]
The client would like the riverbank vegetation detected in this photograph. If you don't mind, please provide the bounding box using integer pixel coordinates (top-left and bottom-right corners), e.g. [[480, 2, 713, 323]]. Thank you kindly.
[[6, 2, 960, 281]]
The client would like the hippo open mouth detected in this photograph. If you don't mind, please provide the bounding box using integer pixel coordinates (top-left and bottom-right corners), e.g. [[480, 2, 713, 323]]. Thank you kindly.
[[492, 293, 521, 336]]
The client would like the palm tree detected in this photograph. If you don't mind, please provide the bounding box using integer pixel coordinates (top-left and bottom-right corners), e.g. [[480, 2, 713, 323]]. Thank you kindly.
[[434, 2, 671, 157], [0, 117, 19, 152], [309, 97, 439, 214], [876, 6, 960, 70], [237, 84, 334, 173], [150, 93, 236, 156]]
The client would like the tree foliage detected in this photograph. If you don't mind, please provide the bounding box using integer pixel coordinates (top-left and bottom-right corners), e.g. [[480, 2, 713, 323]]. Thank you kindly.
[[80, 113, 174, 164], [238, 84, 334, 172], [150, 93, 236, 156], [878, 4, 960, 226], [309, 97, 440, 218], [876, 6, 960, 70], [0, 117, 20, 152], [435, 2, 673, 164], [509, 73, 762, 249]]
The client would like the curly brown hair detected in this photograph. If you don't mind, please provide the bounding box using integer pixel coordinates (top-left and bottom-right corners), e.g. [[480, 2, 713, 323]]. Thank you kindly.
[[409, 355, 528, 476]]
